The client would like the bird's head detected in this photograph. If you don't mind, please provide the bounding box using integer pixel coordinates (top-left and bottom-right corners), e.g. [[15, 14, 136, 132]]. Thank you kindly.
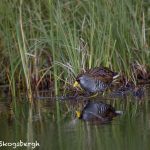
[[73, 75, 83, 88]]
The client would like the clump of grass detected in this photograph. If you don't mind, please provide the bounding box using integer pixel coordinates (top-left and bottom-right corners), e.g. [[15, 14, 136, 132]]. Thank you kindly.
[[0, 0, 149, 99]]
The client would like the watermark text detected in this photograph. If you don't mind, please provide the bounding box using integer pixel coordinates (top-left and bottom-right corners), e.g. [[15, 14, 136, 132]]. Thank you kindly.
[[0, 140, 40, 149]]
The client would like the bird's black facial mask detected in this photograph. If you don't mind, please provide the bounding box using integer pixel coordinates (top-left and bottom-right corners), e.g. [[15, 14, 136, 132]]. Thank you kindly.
[[73, 79, 81, 88]]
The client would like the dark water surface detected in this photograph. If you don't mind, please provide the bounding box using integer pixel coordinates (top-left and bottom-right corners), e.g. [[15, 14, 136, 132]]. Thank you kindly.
[[0, 86, 150, 150]]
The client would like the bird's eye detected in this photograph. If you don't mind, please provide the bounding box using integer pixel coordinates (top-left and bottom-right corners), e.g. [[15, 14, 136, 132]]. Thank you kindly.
[[76, 79, 80, 83]]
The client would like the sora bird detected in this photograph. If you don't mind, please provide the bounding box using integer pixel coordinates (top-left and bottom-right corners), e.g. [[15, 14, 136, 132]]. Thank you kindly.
[[74, 67, 119, 93], [76, 101, 122, 122]]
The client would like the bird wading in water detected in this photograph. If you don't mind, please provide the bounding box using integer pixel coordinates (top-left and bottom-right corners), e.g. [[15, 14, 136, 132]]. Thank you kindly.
[[73, 67, 120, 94], [76, 101, 122, 123]]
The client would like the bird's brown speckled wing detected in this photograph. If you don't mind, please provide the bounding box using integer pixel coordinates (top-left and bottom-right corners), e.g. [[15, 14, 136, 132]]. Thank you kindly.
[[76, 66, 118, 84], [86, 67, 116, 83], [87, 67, 117, 77]]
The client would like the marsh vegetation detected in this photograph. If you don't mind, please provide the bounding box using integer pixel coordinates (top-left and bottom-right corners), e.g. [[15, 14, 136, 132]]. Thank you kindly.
[[0, 1, 150, 149]]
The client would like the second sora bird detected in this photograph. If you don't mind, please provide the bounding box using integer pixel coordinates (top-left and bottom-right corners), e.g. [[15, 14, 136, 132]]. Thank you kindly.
[[76, 101, 122, 122], [74, 67, 119, 93]]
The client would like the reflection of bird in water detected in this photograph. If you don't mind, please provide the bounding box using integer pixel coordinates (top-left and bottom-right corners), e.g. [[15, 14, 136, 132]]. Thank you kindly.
[[73, 67, 119, 94], [76, 101, 122, 123]]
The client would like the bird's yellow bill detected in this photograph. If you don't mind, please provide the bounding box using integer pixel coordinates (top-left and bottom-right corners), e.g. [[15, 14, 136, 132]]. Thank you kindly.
[[76, 111, 81, 118], [73, 81, 80, 88]]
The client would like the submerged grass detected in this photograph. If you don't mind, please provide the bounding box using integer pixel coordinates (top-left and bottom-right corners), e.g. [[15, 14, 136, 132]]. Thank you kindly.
[[0, 0, 150, 99]]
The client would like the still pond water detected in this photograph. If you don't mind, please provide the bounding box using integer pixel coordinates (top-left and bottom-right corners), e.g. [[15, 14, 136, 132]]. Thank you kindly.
[[0, 86, 150, 150]]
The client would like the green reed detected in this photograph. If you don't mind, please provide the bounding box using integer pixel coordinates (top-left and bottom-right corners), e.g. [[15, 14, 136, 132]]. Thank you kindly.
[[0, 0, 149, 100]]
